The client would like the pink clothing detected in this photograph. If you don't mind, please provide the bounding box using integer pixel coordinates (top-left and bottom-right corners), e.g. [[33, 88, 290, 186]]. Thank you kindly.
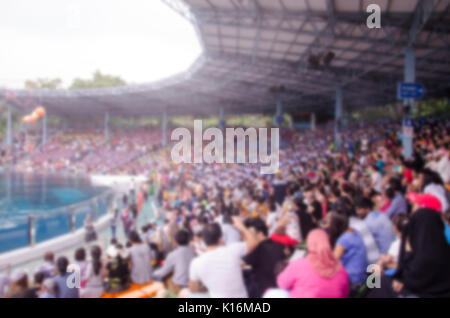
[[277, 258, 350, 298], [306, 229, 342, 278]]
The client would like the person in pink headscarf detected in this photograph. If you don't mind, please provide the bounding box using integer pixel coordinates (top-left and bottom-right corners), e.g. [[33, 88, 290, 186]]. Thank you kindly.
[[276, 229, 350, 298]]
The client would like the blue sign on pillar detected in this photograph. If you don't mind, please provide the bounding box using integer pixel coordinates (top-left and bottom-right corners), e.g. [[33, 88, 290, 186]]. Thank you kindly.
[[397, 82, 425, 99], [275, 115, 284, 125]]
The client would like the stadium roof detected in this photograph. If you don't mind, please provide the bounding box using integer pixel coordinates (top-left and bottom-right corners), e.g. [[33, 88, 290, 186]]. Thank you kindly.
[[1, 0, 449, 118]]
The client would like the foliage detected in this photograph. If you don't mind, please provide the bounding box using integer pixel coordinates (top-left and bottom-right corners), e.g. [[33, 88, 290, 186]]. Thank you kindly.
[[25, 78, 62, 89], [70, 70, 127, 89]]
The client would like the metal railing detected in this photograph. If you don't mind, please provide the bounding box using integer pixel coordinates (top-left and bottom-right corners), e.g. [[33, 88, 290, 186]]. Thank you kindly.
[[0, 189, 115, 254]]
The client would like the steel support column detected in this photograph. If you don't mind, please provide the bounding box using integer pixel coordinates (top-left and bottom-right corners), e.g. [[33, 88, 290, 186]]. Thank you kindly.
[[104, 112, 110, 141], [6, 104, 12, 146], [162, 110, 167, 147], [42, 112, 47, 145], [402, 47, 415, 160], [334, 87, 343, 151], [310, 112, 316, 131]]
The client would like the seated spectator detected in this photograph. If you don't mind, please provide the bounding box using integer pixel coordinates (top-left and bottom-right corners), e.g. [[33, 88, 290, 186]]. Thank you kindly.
[[377, 214, 409, 274], [7, 269, 37, 298], [128, 231, 153, 284], [39, 279, 57, 298], [53, 257, 79, 298], [369, 208, 450, 298], [105, 245, 130, 292], [384, 178, 408, 220], [336, 202, 380, 265], [153, 230, 196, 294], [277, 229, 350, 298], [243, 217, 288, 298], [355, 197, 396, 254], [325, 212, 368, 286], [188, 218, 257, 298]]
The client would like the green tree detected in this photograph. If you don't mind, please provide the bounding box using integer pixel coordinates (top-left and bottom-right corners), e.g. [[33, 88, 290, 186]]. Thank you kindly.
[[70, 70, 127, 89], [25, 78, 62, 89]]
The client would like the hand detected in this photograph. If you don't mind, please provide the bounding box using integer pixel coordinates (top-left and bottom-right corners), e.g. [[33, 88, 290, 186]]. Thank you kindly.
[[392, 280, 404, 293], [232, 216, 245, 231]]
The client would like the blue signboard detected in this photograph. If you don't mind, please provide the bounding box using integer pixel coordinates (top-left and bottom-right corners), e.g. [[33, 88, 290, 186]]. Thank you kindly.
[[397, 82, 425, 99], [403, 118, 414, 127]]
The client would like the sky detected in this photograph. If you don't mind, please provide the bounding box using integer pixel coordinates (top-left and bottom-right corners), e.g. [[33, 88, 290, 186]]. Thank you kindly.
[[0, 0, 202, 89]]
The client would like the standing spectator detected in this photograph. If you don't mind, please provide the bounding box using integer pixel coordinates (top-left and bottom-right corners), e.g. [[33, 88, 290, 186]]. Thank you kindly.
[[84, 214, 97, 243]]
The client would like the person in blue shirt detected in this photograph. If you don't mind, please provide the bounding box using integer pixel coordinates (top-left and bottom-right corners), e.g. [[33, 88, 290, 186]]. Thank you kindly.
[[384, 178, 408, 220], [355, 197, 396, 254], [325, 212, 368, 285], [52, 257, 79, 298]]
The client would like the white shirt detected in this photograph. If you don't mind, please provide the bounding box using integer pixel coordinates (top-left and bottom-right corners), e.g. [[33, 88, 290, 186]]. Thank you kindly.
[[189, 242, 248, 298], [350, 217, 381, 264], [388, 237, 401, 262], [371, 171, 383, 193]]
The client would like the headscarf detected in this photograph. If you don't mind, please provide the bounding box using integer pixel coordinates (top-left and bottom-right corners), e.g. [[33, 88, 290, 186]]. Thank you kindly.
[[395, 208, 450, 297], [306, 229, 343, 278]]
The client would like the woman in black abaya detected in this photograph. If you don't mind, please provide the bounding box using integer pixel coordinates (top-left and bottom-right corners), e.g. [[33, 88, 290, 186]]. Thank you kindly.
[[369, 208, 450, 298]]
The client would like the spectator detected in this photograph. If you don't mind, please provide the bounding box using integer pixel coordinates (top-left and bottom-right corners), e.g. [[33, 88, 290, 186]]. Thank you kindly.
[[80, 245, 105, 298], [355, 197, 396, 254], [39, 279, 57, 298], [243, 217, 288, 298], [188, 218, 257, 297], [53, 256, 79, 298], [369, 209, 450, 298], [153, 230, 196, 294], [128, 231, 153, 284], [7, 269, 37, 298], [277, 229, 350, 298]]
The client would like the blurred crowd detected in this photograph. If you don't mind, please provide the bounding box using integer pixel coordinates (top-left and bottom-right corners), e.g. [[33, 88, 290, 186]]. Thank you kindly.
[[1, 115, 450, 298]]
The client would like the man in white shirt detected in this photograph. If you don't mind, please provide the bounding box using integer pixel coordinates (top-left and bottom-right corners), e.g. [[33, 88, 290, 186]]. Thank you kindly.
[[188, 217, 257, 298]]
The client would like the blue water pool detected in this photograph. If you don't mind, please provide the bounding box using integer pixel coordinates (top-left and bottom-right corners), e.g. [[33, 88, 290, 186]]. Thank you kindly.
[[0, 172, 110, 254]]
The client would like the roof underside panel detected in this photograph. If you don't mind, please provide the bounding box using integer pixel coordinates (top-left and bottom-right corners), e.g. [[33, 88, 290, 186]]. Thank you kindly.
[[1, 0, 449, 118]]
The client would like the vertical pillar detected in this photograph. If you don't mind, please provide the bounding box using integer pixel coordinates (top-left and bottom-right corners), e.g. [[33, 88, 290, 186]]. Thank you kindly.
[[402, 47, 415, 160], [274, 99, 283, 127], [28, 215, 35, 246], [334, 87, 343, 151], [310, 112, 316, 131], [104, 112, 110, 141], [162, 109, 167, 147], [42, 112, 47, 145], [219, 107, 225, 129], [6, 104, 12, 146]]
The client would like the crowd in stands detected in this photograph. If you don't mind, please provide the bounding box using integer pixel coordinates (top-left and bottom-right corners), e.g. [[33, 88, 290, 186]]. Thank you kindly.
[[13, 128, 164, 175], [1, 115, 450, 298]]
